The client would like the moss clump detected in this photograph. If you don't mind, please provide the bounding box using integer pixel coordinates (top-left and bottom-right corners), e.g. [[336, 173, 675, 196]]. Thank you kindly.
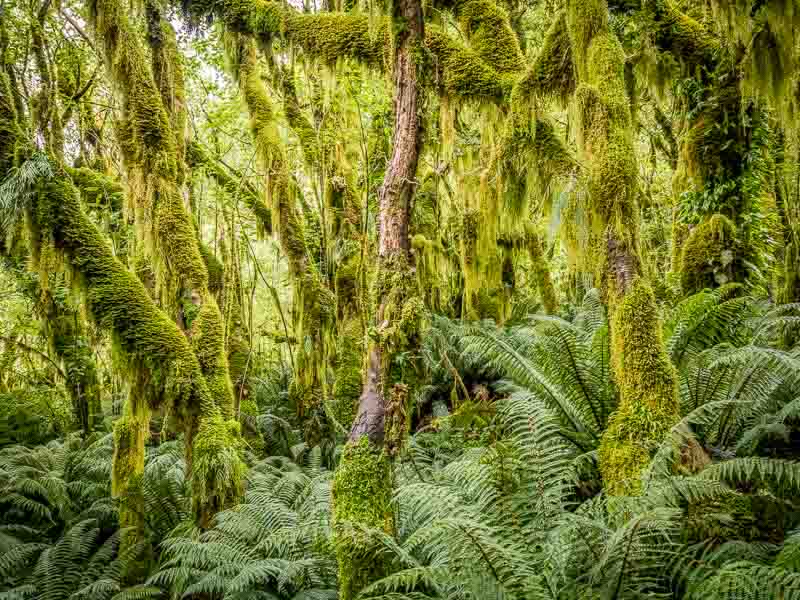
[[679, 214, 737, 294], [452, 0, 524, 76], [425, 27, 516, 103], [525, 11, 575, 105], [332, 437, 393, 600], [191, 414, 245, 528], [66, 166, 125, 213], [0, 69, 22, 172], [599, 280, 679, 495]]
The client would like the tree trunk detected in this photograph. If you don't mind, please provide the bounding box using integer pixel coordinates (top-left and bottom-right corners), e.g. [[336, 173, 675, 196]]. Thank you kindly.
[[565, 0, 679, 496], [332, 0, 424, 596]]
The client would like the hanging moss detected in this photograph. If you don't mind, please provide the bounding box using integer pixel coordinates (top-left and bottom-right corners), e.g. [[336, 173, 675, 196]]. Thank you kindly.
[[191, 414, 245, 528], [32, 175, 218, 424], [527, 230, 558, 314], [228, 33, 334, 415], [599, 280, 679, 495], [187, 142, 272, 237], [565, 0, 679, 496], [332, 436, 393, 600], [90, 0, 211, 305], [0, 69, 22, 172], [425, 28, 516, 103], [199, 243, 224, 298], [279, 73, 321, 168], [47, 306, 103, 434], [679, 214, 737, 294], [146, 2, 188, 172], [191, 0, 519, 104]]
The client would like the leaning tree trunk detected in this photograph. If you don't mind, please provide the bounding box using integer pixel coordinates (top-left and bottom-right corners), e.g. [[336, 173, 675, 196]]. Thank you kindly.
[[331, 0, 425, 596], [564, 0, 679, 496]]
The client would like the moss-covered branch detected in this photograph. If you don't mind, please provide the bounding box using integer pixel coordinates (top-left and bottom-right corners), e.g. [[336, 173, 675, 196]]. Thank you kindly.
[[189, 0, 518, 103]]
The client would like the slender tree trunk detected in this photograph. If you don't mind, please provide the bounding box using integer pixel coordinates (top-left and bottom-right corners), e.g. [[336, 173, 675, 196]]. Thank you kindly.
[[332, 0, 424, 596], [349, 0, 423, 443]]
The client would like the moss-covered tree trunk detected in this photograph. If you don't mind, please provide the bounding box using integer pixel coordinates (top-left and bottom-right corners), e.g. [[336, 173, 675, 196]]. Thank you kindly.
[[331, 0, 424, 596], [86, 0, 241, 528], [564, 0, 679, 496]]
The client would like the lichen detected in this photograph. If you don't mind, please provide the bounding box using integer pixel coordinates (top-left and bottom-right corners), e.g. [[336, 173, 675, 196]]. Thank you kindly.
[[331, 436, 393, 600]]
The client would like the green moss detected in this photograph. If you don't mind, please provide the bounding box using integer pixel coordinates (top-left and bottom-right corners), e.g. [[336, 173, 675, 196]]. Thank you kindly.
[[524, 11, 575, 105], [527, 231, 558, 314], [651, 1, 720, 70], [199, 242, 224, 298], [280, 74, 320, 167], [565, 0, 608, 80], [66, 166, 125, 213], [32, 175, 218, 426], [425, 27, 516, 102], [47, 307, 103, 434], [112, 414, 148, 527], [599, 280, 679, 495], [153, 179, 209, 300], [0, 69, 22, 172], [191, 414, 245, 528], [679, 214, 737, 294], [784, 240, 800, 303], [146, 3, 188, 173], [187, 142, 272, 237], [332, 437, 393, 600], [91, 0, 211, 305], [452, 0, 524, 76], [193, 0, 516, 103], [332, 318, 363, 430], [191, 298, 236, 419]]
